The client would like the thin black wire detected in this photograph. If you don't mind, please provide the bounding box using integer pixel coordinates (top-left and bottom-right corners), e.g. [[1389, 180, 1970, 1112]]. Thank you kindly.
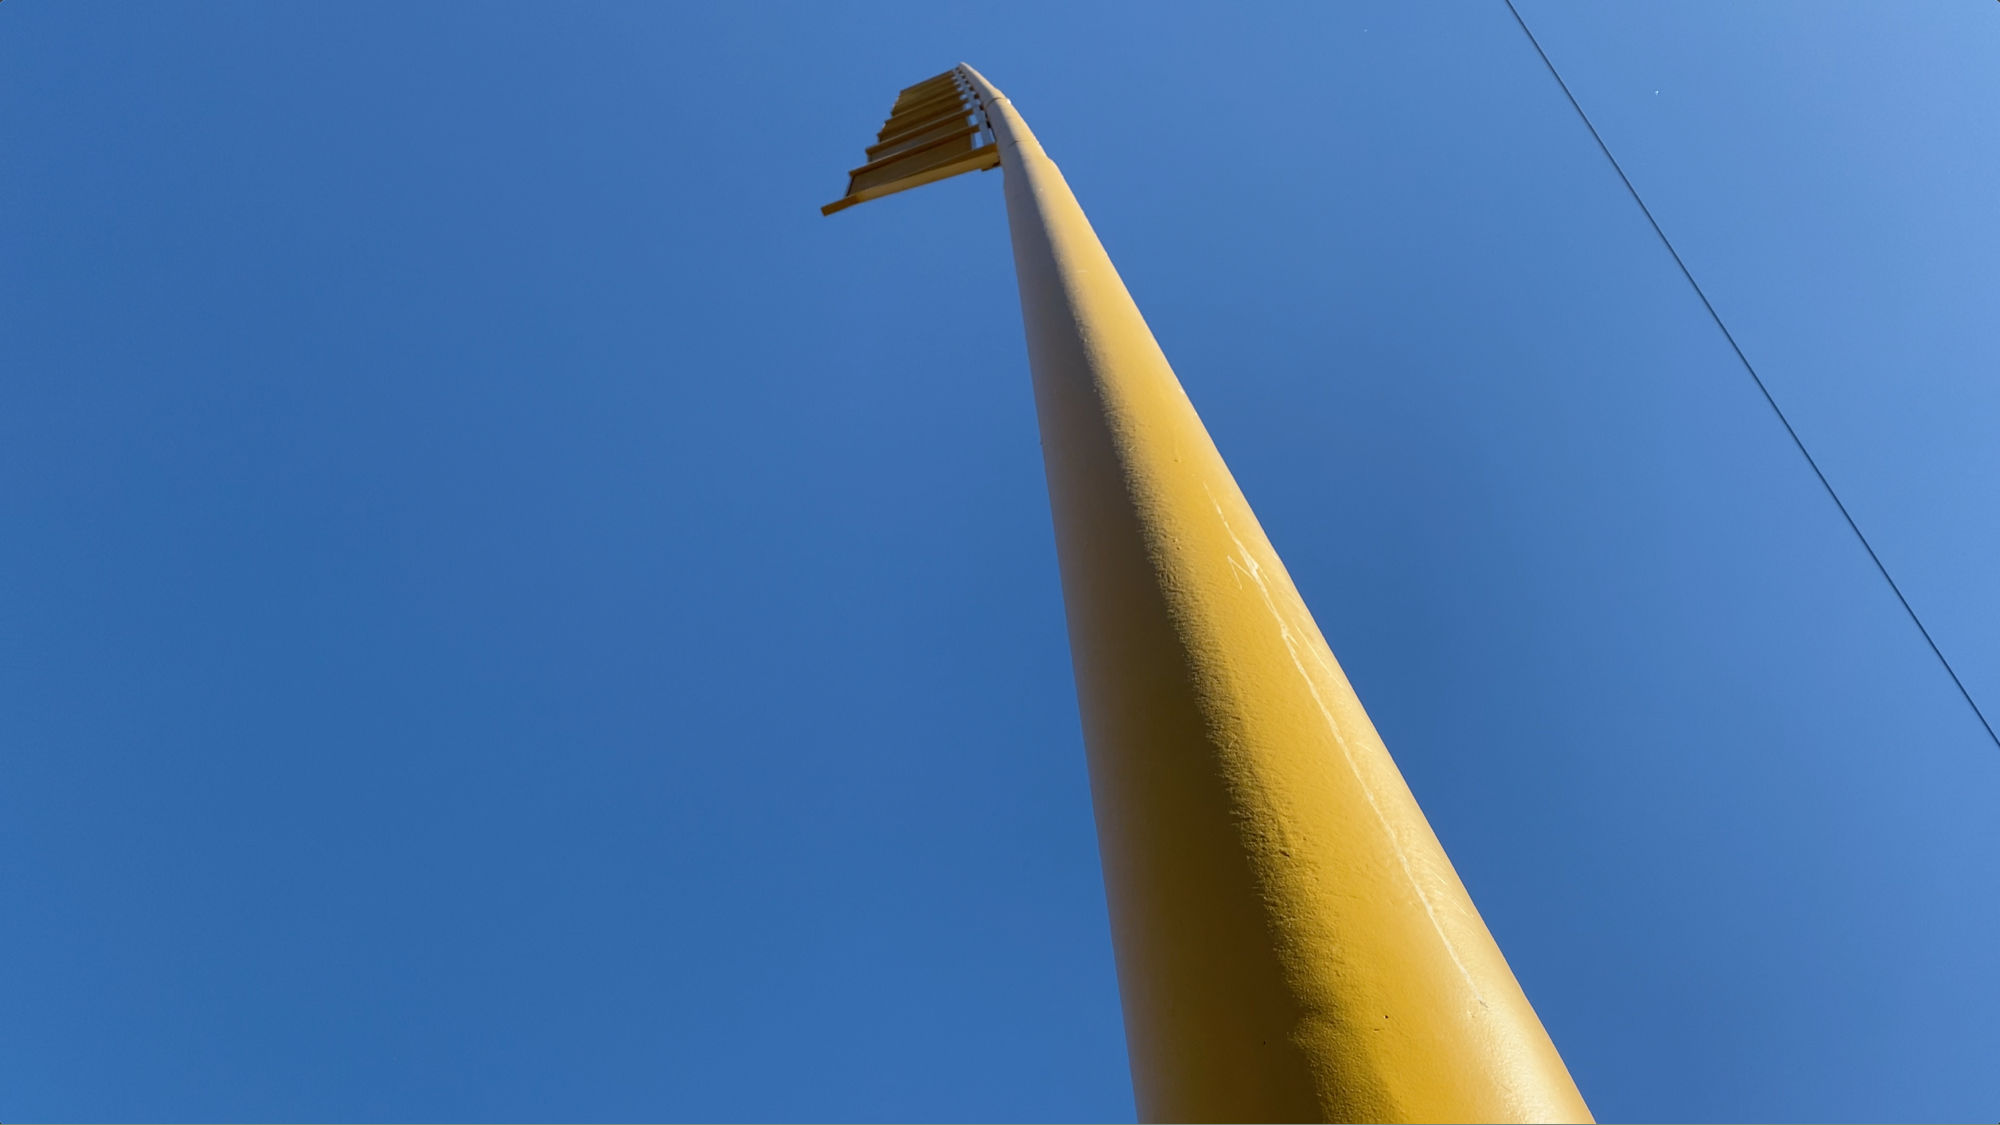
[[1500, 0, 2000, 751]]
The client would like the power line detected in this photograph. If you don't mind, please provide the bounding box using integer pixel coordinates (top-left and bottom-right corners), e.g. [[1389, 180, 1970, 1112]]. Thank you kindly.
[[1499, 0, 2000, 752]]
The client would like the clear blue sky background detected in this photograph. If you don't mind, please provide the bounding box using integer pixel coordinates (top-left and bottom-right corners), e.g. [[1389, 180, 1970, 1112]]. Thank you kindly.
[[4, 2, 1996, 1121]]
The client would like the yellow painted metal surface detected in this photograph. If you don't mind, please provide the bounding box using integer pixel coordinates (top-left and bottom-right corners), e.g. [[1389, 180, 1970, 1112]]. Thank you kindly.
[[955, 65, 1592, 1123], [822, 62, 1593, 1125], [821, 70, 999, 216]]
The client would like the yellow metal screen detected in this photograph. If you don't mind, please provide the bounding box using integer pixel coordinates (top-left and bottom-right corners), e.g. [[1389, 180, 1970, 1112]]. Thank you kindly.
[[821, 69, 999, 216]]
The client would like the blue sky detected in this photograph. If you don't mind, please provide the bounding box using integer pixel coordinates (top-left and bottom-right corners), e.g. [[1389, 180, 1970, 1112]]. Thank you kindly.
[[3, 2, 1996, 1121]]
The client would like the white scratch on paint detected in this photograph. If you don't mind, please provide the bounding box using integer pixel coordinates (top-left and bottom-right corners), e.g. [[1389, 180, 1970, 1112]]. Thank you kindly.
[[1205, 484, 1485, 1007]]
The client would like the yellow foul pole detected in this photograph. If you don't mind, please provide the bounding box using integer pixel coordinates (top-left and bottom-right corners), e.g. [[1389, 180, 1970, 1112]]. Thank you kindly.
[[826, 65, 1591, 1124]]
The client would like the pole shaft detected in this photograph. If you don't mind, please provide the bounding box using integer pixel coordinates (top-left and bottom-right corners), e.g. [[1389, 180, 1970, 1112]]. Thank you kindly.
[[959, 65, 1590, 1125]]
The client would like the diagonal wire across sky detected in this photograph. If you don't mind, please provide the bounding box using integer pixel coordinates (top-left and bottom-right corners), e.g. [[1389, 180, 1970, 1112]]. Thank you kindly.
[[1501, 0, 2000, 753]]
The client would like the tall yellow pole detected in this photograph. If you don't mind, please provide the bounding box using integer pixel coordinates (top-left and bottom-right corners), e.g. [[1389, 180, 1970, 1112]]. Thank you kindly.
[[821, 63, 1592, 1124], [957, 65, 1591, 1124]]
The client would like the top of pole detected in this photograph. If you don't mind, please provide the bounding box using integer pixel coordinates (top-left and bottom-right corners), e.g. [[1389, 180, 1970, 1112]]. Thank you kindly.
[[954, 64, 1032, 160], [819, 66, 1000, 216]]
